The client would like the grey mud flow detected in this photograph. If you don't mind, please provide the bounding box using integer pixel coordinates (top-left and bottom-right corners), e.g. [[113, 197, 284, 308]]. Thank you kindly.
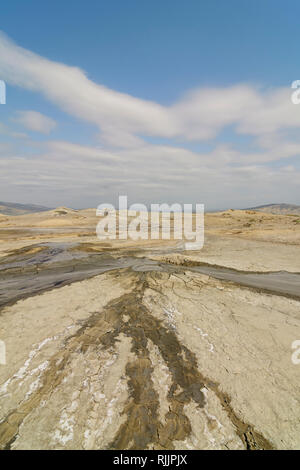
[[0, 242, 299, 308]]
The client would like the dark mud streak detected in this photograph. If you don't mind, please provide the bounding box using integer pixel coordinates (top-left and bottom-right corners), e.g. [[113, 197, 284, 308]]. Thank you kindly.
[[107, 278, 203, 449], [1, 253, 300, 315], [0, 270, 274, 450], [0, 270, 134, 450], [0, 348, 71, 450], [108, 274, 273, 450]]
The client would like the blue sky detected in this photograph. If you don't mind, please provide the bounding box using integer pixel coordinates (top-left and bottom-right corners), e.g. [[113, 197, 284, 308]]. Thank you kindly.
[[0, 1, 300, 209]]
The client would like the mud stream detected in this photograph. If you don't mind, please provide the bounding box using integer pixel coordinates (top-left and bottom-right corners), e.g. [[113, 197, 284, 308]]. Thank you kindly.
[[0, 242, 299, 309], [0, 267, 273, 450], [1, 241, 299, 449]]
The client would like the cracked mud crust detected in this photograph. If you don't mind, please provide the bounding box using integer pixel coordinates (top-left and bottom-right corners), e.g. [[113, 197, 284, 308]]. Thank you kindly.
[[0, 208, 300, 450], [1, 268, 299, 450]]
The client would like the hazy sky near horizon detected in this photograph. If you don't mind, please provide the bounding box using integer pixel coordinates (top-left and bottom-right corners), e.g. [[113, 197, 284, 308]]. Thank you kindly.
[[0, 0, 300, 210]]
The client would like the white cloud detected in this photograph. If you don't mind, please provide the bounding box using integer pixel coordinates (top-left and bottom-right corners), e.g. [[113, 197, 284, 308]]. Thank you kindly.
[[1, 31, 300, 147], [0, 122, 28, 139], [0, 138, 299, 209], [13, 110, 56, 134], [0, 32, 299, 208], [0, 32, 173, 146]]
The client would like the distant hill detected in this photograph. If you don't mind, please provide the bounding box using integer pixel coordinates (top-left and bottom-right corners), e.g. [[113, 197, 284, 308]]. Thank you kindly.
[[0, 201, 51, 216], [246, 203, 300, 215]]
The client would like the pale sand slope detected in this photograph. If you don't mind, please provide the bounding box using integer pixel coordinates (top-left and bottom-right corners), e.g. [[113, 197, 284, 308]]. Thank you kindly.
[[151, 209, 300, 272], [0, 269, 299, 450], [150, 235, 300, 272], [0, 208, 300, 271]]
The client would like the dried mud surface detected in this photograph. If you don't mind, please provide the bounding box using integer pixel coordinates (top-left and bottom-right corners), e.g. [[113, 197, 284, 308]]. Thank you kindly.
[[0, 208, 300, 450]]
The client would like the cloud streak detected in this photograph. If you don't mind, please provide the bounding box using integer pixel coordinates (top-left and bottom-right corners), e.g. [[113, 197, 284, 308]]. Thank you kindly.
[[1, 32, 300, 147], [0, 138, 299, 209], [0, 31, 299, 208], [13, 110, 57, 134]]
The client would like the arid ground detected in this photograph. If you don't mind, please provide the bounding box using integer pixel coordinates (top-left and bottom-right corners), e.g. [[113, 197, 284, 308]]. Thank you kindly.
[[0, 208, 300, 450]]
